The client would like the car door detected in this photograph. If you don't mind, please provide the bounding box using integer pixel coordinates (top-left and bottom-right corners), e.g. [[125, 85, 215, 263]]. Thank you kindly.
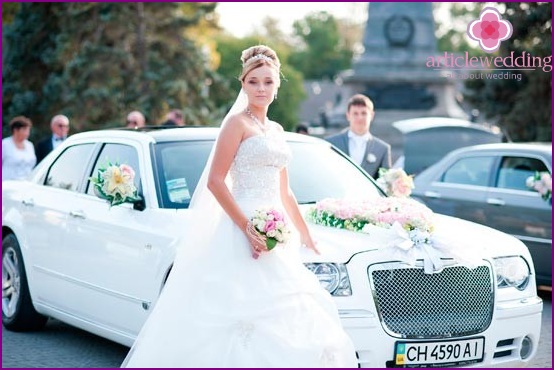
[[484, 155, 552, 285], [25, 143, 98, 306], [420, 155, 496, 224], [61, 141, 178, 335]]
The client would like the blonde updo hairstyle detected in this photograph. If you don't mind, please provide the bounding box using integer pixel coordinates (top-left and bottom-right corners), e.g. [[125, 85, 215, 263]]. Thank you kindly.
[[239, 45, 281, 86]]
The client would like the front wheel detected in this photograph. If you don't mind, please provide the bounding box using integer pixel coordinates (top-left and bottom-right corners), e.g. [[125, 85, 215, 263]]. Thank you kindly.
[[2, 234, 48, 331]]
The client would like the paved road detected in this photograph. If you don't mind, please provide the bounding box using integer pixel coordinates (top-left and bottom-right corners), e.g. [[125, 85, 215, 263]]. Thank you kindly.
[[2, 291, 551, 368]]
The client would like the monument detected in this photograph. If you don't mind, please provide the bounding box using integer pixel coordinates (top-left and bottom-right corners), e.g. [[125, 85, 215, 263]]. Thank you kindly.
[[324, 2, 468, 161]]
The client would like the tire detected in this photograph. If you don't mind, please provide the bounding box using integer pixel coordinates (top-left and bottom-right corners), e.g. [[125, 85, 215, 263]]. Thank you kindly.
[[2, 234, 48, 331]]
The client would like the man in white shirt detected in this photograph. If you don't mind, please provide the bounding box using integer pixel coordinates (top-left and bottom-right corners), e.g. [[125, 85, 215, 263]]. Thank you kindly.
[[35, 114, 70, 164], [325, 94, 391, 179]]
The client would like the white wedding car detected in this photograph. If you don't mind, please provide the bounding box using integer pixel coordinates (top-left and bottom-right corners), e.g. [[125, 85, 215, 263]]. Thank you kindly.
[[2, 127, 542, 368]]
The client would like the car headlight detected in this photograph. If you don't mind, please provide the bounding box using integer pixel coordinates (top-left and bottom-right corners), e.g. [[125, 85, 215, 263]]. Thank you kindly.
[[493, 256, 531, 290], [304, 263, 352, 296]]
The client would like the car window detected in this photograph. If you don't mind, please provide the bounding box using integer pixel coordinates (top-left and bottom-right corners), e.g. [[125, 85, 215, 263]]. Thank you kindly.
[[44, 144, 96, 191], [495, 156, 549, 191], [153, 140, 381, 209], [86, 143, 141, 196], [154, 141, 213, 208], [441, 156, 494, 186], [288, 142, 380, 204]]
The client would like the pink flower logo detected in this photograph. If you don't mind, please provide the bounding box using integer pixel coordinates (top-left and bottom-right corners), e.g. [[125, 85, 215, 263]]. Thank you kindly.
[[467, 7, 512, 53]]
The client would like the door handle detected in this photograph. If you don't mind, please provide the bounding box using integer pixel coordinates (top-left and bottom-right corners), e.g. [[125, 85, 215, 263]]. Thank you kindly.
[[69, 210, 87, 219], [486, 198, 506, 206], [424, 191, 441, 199], [21, 198, 34, 207]]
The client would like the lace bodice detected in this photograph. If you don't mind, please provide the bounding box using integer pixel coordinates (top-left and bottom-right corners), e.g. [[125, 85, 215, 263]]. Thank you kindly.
[[230, 128, 291, 201]]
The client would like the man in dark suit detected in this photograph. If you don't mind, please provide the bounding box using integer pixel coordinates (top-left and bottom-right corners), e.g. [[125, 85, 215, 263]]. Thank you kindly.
[[326, 94, 391, 179], [161, 109, 185, 127], [35, 114, 70, 164]]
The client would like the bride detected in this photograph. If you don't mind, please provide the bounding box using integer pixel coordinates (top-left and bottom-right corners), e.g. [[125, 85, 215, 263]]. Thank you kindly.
[[122, 45, 357, 368]]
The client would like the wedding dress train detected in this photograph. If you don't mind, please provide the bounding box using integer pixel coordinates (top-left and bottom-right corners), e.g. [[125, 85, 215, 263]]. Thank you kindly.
[[122, 127, 357, 368]]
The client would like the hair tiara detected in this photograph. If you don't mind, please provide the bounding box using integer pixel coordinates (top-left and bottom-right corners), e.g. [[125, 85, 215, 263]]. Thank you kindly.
[[244, 54, 274, 66]]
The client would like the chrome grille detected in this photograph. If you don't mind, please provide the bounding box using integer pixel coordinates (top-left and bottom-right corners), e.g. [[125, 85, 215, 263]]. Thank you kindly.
[[370, 263, 494, 338]]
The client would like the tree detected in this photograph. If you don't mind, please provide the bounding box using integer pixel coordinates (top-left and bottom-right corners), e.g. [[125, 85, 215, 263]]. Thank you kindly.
[[464, 2, 552, 141], [289, 11, 353, 79], [2, 2, 224, 138]]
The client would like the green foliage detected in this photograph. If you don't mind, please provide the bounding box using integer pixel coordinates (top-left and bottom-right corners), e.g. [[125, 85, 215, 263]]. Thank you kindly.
[[289, 11, 353, 79], [2, 2, 225, 139], [464, 2, 552, 141]]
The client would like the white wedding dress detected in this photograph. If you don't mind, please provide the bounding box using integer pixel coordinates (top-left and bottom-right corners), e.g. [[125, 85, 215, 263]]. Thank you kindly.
[[122, 125, 357, 368]]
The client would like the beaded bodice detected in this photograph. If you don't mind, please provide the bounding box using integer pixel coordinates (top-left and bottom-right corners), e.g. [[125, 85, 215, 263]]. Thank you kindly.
[[230, 127, 291, 201]]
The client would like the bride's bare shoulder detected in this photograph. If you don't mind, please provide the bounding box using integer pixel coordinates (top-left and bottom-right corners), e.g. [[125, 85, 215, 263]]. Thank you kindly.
[[269, 120, 285, 132]]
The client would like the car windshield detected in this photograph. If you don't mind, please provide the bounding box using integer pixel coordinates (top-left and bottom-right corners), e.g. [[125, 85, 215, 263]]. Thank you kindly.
[[153, 140, 381, 209]]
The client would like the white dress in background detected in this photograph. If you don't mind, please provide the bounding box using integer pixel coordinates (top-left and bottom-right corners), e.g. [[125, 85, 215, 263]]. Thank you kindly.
[[122, 125, 357, 368], [2, 137, 36, 181]]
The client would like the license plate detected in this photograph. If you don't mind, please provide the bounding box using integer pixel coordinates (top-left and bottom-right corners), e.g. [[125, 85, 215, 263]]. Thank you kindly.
[[394, 337, 485, 367]]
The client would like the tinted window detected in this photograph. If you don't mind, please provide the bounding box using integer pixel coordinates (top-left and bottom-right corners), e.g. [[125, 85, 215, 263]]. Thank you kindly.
[[441, 156, 494, 186], [86, 144, 141, 196], [288, 142, 380, 203], [496, 156, 549, 191], [154, 141, 213, 208], [45, 144, 96, 191], [153, 140, 381, 209]]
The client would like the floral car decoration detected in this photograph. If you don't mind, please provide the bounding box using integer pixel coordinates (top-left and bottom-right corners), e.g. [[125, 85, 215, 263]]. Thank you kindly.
[[526, 171, 552, 203], [307, 197, 482, 274], [375, 168, 414, 198], [90, 162, 141, 206]]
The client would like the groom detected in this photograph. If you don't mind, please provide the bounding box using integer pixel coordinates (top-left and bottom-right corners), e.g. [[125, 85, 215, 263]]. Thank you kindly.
[[326, 94, 391, 179]]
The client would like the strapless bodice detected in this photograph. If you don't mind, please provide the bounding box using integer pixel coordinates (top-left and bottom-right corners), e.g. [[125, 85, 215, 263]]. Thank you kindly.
[[230, 129, 291, 201]]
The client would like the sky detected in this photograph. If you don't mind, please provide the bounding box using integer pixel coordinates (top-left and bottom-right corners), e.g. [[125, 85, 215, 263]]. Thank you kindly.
[[216, 2, 369, 37]]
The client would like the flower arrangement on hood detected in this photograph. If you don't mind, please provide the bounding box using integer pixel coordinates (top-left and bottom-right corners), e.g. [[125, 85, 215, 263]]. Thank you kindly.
[[90, 162, 142, 207], [526, 171, 552, 203], [306, 197, 434, 237], [375, 168, 414, 198]]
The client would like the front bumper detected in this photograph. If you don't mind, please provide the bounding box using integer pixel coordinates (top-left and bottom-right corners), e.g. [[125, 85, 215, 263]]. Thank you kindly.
[[339, 296, 543, 368]]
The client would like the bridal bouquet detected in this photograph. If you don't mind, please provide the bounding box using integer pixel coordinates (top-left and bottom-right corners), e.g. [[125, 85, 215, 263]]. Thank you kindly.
[[90, 162, 141, 207], [526, 171, 552, 202], [375, 168, 414, 198], [250, 208, 291, 250], [306, 197, 435, 243]]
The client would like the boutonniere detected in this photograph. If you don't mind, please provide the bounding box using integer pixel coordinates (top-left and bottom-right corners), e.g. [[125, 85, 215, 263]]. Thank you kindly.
[[366, 153, 377, 163]]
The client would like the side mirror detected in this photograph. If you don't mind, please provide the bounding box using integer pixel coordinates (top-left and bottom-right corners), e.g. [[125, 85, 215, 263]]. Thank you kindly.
[[133, 197, 146, 211]]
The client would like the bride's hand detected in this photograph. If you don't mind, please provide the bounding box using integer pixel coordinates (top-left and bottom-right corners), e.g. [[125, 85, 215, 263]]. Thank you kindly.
[[301, 234, 320, 254], [245, 222, 268, 259]]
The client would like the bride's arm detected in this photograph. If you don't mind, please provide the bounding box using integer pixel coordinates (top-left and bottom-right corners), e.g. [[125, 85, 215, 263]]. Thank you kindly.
[[207, 118, 249, 230], [279, 167, 320, 254], [207, 118, 267, 257]]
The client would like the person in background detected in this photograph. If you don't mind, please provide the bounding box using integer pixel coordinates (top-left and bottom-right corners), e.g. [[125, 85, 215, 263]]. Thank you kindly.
[[325, 94, 391, 179], [2, 116, 37, 181], [295, 123, 309, 135], [162, 109, 185, 127], [35, 114, 70, 164], [126, 110, 146, 129]]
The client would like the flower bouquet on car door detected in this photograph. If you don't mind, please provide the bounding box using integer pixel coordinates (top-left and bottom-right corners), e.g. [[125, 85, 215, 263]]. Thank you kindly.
[[90, 162, 142, 207]]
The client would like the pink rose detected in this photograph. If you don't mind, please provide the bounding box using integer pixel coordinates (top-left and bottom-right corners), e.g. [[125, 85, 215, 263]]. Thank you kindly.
[[120, 164, 135, 180], [264, 220, 276, 233]]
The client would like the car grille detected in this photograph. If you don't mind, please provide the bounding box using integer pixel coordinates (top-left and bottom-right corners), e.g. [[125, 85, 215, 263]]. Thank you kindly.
[[369, 263, 494, 339]]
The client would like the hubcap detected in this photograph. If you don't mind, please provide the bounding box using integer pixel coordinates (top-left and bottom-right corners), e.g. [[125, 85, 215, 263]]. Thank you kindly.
[[2, 247, 21, 318]]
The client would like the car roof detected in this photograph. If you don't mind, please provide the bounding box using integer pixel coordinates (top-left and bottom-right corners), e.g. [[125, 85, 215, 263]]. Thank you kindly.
[[392, 117, 502, 135], [64, 125, 326, 145], [452, 142, 552, 156]]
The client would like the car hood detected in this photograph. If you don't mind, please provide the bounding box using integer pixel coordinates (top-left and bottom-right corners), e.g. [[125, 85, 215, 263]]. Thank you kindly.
[[299, 210, 528, 264]]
